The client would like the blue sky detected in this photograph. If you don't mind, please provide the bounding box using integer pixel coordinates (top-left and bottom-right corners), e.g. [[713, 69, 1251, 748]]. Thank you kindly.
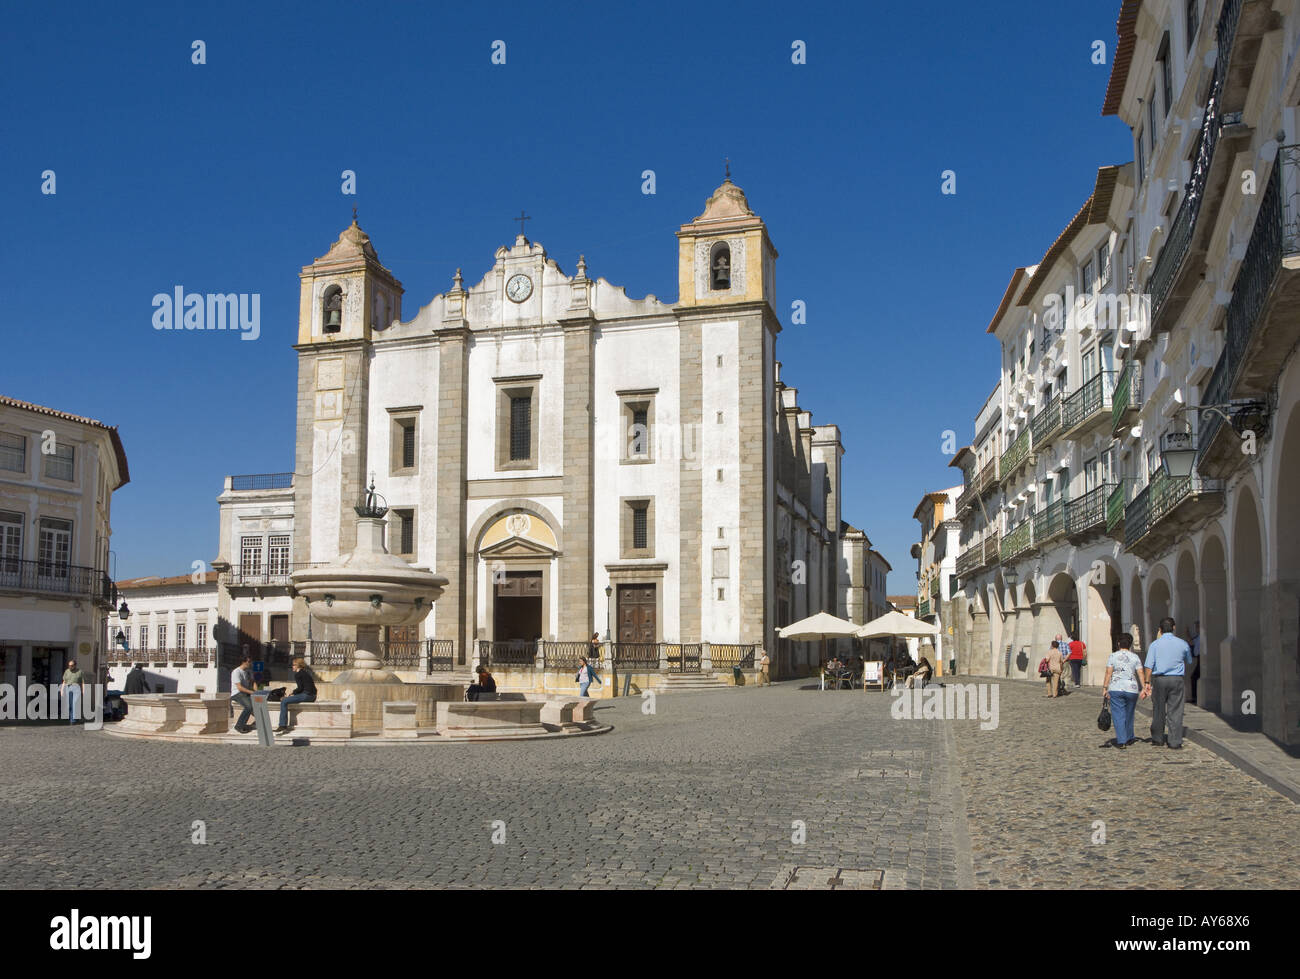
[[1, 0, 1132, 589]]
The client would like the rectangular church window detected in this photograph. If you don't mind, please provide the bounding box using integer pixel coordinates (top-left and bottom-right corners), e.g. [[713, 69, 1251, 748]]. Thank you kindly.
[[394, 509, 415, 556], [510, 396, 531, 461], [402, 422, 416, 468], [632, 506, 647, 549]]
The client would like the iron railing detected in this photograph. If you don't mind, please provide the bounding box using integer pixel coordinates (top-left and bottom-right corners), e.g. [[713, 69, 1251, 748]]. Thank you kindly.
[[930, 577, 940, 598], [611, 642, 663, 669], [956, 480, 979, 513], [1147, 0, 1242, 328], [1125, 471, 1224, 549], [1001, 518, 1034, 562], [1111, 361, 1142, 434], [477, 640, 537, 667], [1105, 481, 1129, 534], [1062, 371, 1115, 432], [665, 643, 702, 673], [1036, 498, 1067, 545], [225, 562, 326, 586], [1066, 482, 1116, 537], [543, 641, 591, 670], [976, 457, 999, 492], [230, 473, 294, 491], [983, 533, 1000, 567], [955, 545, 982, 579], [0, 558, 113, 604], [1198, 150, 1289, 464], [1000, 428, 1031, 478], [427, 639, 455, 673], [917, 598, 931, 618], [1030, 398, 1063, 448], [709, 644, 757, 670]]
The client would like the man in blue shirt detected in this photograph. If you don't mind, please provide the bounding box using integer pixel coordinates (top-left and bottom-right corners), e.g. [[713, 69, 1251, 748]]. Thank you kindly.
[[1142, 617, 1194, 749]]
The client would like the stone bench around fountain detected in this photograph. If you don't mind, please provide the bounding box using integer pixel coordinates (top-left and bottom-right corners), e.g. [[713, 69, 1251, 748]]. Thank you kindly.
[[436, 700, 549, 739], [284, 701, 355, 742], [382, 701, 419, 739], [178, 697, 229, 736], [118, 695, 186, 734]]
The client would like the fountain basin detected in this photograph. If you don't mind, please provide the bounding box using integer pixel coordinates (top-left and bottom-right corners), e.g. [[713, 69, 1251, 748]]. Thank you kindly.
[[315, 681, 463, 731]]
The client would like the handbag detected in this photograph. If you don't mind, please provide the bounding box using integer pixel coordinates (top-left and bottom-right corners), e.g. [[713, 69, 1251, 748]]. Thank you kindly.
[[1097, 702, 1112, 731]]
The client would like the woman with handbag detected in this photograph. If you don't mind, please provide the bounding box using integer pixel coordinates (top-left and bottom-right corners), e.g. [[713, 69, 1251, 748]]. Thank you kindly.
[[1102, 634, 1144, 748]]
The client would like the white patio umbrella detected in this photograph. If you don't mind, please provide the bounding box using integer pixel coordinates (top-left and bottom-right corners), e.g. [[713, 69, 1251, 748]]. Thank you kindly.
[[855, 611, 941, 690], [855, 610, 941, 640], [777, 611, 862, 679]]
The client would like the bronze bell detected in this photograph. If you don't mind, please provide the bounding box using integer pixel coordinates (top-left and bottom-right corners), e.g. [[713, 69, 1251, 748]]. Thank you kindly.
[[325, 307, 341, 330]]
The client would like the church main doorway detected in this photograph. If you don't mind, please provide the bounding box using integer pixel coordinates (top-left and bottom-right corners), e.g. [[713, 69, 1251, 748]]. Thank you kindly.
[[493, 571, 543, 641]]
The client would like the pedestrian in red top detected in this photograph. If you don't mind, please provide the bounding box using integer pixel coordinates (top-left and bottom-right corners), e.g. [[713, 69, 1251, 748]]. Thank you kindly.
[[1066, 635, 1086, 688]]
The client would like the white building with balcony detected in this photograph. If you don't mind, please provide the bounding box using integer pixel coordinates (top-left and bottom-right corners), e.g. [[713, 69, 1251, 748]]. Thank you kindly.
[[949, 0, 1300, 748], [0, 395, 128, 689]]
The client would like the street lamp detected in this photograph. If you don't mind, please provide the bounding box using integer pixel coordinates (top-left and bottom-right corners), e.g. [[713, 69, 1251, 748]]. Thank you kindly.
[[117, 601, 130, 620], [1159, 430, 1196, 478], [1003, 566, 1019, 587], [604, 585, 612, 642]]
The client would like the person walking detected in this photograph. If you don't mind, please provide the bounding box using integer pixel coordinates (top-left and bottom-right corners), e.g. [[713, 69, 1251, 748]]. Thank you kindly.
[[1187, 621, 1201, 705], [757, 649, 771, 687], [576, 656, 602, 698], [273, 658, 318, 733], [1045, 640, 1064, 698], [1067, 635, 1086, 687], [1142, 617, 1194, 749], [123, 663, 149, 695], [1103, 634, 1144, 748], [230, 654, 257, 733], [60, 659, 84, 724]]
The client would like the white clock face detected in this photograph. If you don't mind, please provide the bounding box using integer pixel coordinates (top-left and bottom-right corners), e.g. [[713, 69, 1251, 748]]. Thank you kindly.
[[506, 273, 533, 303]]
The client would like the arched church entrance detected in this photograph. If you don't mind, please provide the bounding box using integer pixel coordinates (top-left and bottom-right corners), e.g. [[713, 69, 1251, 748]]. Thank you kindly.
[[475, 510, 560, 660]]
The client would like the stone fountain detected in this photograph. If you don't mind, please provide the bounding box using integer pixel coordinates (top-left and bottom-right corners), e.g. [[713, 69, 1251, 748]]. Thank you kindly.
[[291, 482, 458, 730]]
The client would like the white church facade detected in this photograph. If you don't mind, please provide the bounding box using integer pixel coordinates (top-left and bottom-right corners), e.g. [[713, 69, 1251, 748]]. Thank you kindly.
[[198, 178, 878, 681]]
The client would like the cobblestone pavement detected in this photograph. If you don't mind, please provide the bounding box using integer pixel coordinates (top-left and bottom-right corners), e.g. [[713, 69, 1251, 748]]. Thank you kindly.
[[951, 679, 1300, 888], [4, 679, 1293, 889], [0, 684, 967, 889]]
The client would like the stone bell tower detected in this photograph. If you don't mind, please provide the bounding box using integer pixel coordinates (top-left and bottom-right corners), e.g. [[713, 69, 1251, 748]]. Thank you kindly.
[[292, 216, 403, 646], [674, 174, 780, 653]]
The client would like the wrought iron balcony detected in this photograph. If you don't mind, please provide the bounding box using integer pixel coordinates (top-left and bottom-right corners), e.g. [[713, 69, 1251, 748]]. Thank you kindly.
[[0, 558, 113, 604], [1111, 361, 1142, 434], [955, 546, 981, 580], [956, 480, 979, 514], [1000, 428, 1031, 481], [1066, 482, 1116, 539], [1062, 371, 1115, 434], [930, 576, 940, 598], [982, 533, 1000, 567], [917, 598, 931, 618], [1125, 471, 1225, 559], [1030, 398, 1062, 449], [1036, 498, 1067, 546], [976, 457, 999, 493], [1147, 0, 1244, 332], [1105, 480, 1128, 537], [1197, 147, 1299, 477], [1000, 518, 1034, 563]]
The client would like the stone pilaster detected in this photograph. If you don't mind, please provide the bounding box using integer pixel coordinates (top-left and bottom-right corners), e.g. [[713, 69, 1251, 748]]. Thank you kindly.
[[434, 326, 471, 663], [735, 310, 771, 647], [559, 317, 595, 640], [678, 317, 703, 643], [970, 609, 991, 677]]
